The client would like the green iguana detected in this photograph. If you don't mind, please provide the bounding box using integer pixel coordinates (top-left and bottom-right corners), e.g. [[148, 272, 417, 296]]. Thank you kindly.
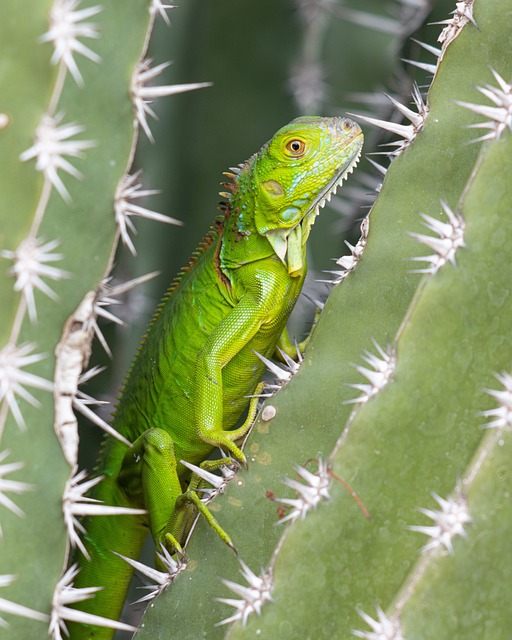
[[69, 116, 363, 639]]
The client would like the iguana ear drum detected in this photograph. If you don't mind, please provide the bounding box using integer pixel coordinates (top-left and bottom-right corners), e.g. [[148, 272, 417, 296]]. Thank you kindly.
[[261, 179, 284, 197]]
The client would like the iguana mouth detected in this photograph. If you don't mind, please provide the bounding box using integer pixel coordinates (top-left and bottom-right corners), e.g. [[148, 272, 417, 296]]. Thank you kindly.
[[308, 140, 363, 217], [265, 137, 363, 277]]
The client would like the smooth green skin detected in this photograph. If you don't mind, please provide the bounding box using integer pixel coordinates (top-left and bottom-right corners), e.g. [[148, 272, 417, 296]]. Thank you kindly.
[[69, 116, 363, 639]]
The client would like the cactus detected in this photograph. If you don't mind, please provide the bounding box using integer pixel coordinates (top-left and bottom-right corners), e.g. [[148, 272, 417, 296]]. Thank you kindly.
[[133, 0, 512, 638], [0, 1, 207, 637]]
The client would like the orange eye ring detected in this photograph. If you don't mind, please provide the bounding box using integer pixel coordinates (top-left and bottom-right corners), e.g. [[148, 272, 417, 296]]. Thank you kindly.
[[285, 139, 307, 157]]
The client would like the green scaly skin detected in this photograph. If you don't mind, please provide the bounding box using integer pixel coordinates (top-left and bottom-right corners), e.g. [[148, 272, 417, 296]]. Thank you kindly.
[[69, 116, 363, 639]]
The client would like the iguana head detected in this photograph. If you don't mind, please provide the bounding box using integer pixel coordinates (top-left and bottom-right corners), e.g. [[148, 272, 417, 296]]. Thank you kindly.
[[249, 116, 363, 277]]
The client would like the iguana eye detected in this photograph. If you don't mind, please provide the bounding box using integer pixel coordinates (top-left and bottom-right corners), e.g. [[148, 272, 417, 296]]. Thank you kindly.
[[285, 139, 306, 157]]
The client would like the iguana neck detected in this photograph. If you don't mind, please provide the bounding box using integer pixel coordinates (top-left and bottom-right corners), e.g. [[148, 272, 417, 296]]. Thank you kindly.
[[219, 159, 289, 273]]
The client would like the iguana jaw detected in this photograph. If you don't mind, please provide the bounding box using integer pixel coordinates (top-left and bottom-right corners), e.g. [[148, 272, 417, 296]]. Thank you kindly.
[[265, 142, 363, 277]]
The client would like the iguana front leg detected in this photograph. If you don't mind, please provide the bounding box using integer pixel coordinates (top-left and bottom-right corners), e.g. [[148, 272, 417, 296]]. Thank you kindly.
[[194, 293, 270, 464]]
